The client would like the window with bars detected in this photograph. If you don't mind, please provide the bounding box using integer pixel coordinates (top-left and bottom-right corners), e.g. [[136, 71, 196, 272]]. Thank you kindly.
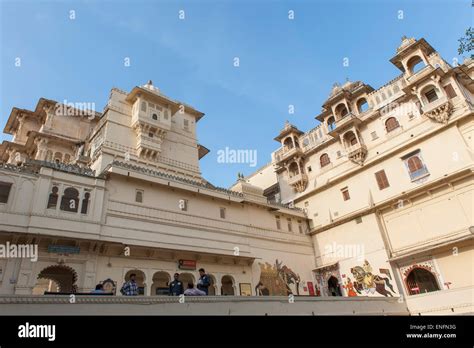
[[275, 216, 281, 230], [374, 170, 390, 190], [220, 207, 226, 219], [287, 218, 292, 232]]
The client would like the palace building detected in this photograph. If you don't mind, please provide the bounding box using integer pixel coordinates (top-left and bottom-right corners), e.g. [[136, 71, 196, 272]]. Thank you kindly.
[[0, 37, 472, 314]]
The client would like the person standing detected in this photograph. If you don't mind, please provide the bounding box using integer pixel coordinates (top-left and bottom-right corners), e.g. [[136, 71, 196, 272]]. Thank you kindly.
[[169, 273, 184, 296], [120, 273, 139, 296], [197, 268, 211, 295]]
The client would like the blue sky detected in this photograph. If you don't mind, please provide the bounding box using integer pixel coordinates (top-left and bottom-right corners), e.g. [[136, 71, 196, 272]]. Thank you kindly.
[[0, 0, 471, 188]]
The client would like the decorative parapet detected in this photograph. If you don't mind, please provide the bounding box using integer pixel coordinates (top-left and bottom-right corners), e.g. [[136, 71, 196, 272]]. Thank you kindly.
[[26, 159, 97, 177], [1, 160, 97, 177], [108, 160, 244, 198]]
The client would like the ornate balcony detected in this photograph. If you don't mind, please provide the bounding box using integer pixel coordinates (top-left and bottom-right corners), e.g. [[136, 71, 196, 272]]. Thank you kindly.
[[274, 146, 303, 163], [328, 113, 361, 137], [346, 143, 368, 165], [288, 173, 308, 193], [421, 96, 453, 123], [405, 64, 435, 85]]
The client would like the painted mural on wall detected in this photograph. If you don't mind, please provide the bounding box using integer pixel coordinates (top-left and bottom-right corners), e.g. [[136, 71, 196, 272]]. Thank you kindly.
[[350, 260, 396, 297], [258, 259, 301, 295]]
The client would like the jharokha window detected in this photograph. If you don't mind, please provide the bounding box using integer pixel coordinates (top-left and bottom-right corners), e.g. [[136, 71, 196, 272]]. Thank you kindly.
[[60, 187, 80, 212], [424, 88, 439, 103], [403, 151, 429, 181], [385, 117, 400, 133], [320, 153, 331, 167]]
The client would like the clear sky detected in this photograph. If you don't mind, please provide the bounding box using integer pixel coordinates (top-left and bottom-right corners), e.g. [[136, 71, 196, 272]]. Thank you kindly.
[[0, 0, 471, 188]]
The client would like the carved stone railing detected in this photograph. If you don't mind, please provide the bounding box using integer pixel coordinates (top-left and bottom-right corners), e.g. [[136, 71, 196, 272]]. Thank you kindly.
[[22, 159, 97, 177], [274, 146, 303, 163], [0, 295, 409, 315]]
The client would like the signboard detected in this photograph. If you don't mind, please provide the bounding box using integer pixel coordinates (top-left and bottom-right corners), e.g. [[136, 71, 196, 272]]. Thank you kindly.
[[239, 283, 252, 296], [178, 259, 196, 270], [48, 245, 80, 254], [307, 281, 315, 296]]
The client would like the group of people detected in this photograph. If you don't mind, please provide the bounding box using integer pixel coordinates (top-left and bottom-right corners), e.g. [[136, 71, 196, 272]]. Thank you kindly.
[[92, 268, 212, 296]]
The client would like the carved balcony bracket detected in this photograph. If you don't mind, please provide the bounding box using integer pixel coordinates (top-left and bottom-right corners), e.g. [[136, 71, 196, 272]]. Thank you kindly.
[[424, 100, 453, 124], [347, 144, 368, 166]]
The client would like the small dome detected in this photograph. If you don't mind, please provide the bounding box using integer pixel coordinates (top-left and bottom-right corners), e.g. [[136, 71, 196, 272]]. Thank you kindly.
[[397, 36, 416, 53]]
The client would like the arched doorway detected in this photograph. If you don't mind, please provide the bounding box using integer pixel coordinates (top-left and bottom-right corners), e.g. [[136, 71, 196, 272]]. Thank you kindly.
[[221, 275, 235, 295], [124, 269, 146, 295], [34, 265, 78, 294], [151, 271, 170, 296], [208, 274, 217, 295], [327, 276, 342, 296], [406, 268, 440, 295], [179, 272, 195, 289]]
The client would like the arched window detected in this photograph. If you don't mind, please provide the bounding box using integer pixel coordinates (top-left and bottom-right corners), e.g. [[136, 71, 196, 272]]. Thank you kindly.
[[344, 131, 358, 146], [335, 103, 349, 118], [356, 98, 369, 113], [283, 137, 294, 149], [320, 153, 330, 167], [288, 162, 300, 177], [385, 117, 400, 132], [407, 55, 425, 74], [406, 268, 440, 295], [47, 186, 59, 209], [221, 275, 235, 296], [81, 192, 90, 214], [424, 87, 439, 103], [152, 113, 158, 120], [60, 187, 79, 212], [327, 116, 336, 132]]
